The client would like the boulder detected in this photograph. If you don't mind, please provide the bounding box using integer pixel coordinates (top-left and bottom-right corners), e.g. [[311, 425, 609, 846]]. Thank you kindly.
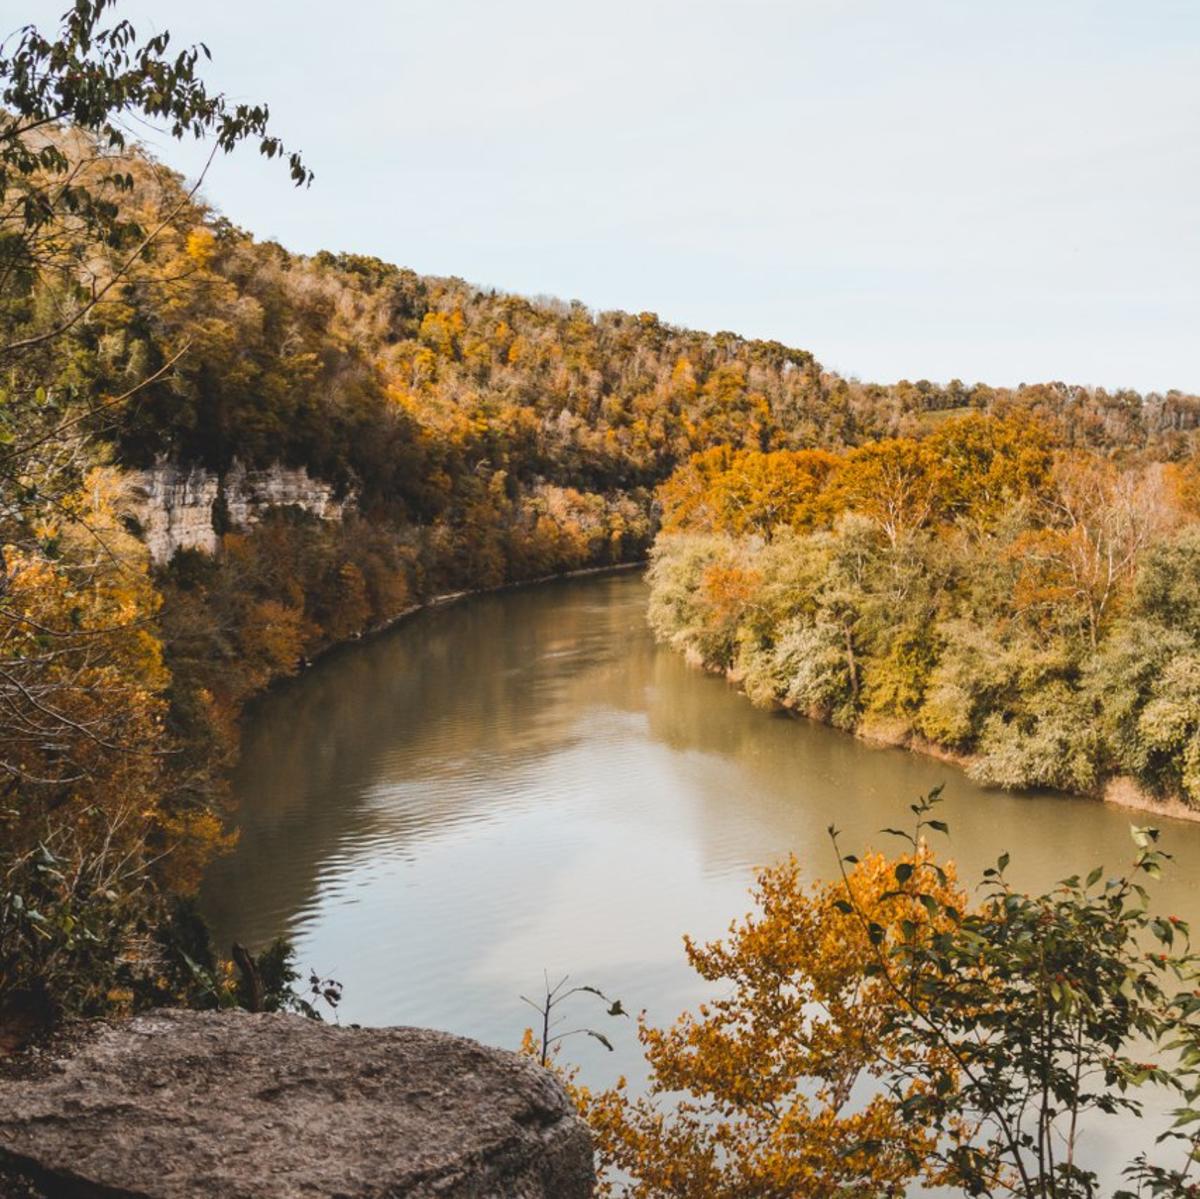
[[0, 1009, 594, 1198]]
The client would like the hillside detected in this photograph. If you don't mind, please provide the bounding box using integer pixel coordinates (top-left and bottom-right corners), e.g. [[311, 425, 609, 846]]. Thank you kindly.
[[6, 131, 1200, 1025]]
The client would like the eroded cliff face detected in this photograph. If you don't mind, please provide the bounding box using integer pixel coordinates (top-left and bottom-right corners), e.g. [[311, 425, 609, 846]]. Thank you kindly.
[[123, 460, 352, 563]]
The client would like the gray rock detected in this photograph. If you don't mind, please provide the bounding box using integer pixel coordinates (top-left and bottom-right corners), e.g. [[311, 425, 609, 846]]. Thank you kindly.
[[123, 459, 353, 563], [0, 1010, 594, 1198]]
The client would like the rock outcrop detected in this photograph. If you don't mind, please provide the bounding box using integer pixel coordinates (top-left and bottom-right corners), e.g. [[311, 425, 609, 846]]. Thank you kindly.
[[0, 1010, 594, 1198], [124, 460, 352, 563], [124, 460, 221, 561]]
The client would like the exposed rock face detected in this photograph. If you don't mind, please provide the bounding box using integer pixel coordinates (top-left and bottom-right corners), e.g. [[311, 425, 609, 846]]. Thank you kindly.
[[125, 461, 222, 561], [124, 460, 351, 563], [0, 1010, 595, 1199], [221, 460, 349, 531]]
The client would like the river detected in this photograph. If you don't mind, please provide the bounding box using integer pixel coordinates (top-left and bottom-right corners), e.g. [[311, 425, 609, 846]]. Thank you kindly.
[[202, 569, 1200, 1185]]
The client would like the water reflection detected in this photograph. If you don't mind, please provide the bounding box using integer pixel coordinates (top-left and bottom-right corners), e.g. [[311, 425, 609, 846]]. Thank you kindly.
[[202, 570, 1200, 1188]]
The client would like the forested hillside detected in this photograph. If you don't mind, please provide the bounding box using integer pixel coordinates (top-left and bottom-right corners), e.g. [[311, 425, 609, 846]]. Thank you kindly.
[[25, 143, 1200, 791], [646, 419, 1200, 808], [7, 107, 1200, 1024]]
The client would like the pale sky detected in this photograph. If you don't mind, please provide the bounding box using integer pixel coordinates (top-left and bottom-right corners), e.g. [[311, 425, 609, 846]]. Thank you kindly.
[[14, 0, 1200, 392]]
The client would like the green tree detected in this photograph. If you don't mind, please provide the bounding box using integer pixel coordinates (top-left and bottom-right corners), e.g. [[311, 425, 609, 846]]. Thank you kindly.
[[831, 796, 1200, 1197]]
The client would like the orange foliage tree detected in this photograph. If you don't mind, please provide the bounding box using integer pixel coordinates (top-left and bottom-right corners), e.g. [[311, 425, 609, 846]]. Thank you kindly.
[[832, 438, 938, 548], [924, 412, 1056, 530], [659, 447, 840, 539], [577, 849, 965, 1198]]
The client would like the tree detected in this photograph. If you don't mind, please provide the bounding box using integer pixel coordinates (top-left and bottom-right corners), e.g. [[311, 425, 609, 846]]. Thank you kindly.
[[0, 0, 313, 756], [925, 412, 1055, 532], [1013, 457, 1172, 648], [658, 447, 840, 540], [0, 0, 311, 1025], [834, 438, 936, 548], [584, 795, 1200, 1197], [0, 0, 309, 359], [580, 847, 965, 1198], [829, 804, 1199, 1199]]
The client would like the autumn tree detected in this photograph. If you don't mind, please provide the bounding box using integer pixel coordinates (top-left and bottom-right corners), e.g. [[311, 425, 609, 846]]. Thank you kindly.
[[578, 798, 1200, 1197], [0, 0, 310, 1025], [830, 810, 1200, 1199], [834, 437, 937, 548], [580, 846, 965, 1198], [1013, 456, 1172, 648], [925, 411, 1056, 531], [658, 446, 840, 540], [0, 0, 309, 359]]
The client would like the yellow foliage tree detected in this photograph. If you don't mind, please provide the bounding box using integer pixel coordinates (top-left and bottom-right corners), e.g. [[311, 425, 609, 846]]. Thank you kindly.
[[659, 447, 840, 539], [833, 438, 936, 548], [577, 850, 965, 1198], [924, 412, 1056, 530]]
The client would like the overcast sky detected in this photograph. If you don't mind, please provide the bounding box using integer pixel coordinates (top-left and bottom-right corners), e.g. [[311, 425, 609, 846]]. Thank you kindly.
[[15, 0, 1200, 392]]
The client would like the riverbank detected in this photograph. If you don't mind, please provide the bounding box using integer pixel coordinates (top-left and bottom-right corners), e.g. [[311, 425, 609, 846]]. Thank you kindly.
[[297, 559, 647, 673], [715, 659, 1200, 826]]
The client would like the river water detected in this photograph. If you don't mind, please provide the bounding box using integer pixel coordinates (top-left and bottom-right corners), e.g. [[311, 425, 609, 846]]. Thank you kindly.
[[202, 569, 1200, 1184]]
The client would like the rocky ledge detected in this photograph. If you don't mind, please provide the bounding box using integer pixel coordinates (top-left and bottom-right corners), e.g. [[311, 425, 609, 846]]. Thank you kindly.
[[0, 1010, 594, 1198]]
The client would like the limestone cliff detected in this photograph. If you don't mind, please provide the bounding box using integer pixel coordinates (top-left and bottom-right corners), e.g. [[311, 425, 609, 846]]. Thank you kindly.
[[123, 460, 352, 563]]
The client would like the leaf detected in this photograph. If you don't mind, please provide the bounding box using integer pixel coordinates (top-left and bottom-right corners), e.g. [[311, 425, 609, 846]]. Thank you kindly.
[[587, 1030, 614, 1052], [894, 863, 914, 884]]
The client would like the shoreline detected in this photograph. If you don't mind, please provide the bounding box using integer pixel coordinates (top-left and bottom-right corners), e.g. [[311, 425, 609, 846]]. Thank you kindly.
[[238, 561, 1199, 829], [299, 558, 646, 672], [713, 661, 1200, 827]]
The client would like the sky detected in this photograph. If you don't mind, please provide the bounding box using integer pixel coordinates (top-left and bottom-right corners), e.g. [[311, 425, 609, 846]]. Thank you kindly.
[[14, 0, 1200, 392]]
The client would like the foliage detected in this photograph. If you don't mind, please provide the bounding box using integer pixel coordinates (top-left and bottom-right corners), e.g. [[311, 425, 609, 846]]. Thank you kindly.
[[0, 1, 304, 1027], [583, 793, 1200, 1196], [659, 446, 840, 539], [648, 416, 1200, 805], [6, 2, 1200, 1034], [145, 900, 341, 1020], [0, 0, 308, 359], [579, 843, 965, 1197], [830, 797, 1200, 1198]]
